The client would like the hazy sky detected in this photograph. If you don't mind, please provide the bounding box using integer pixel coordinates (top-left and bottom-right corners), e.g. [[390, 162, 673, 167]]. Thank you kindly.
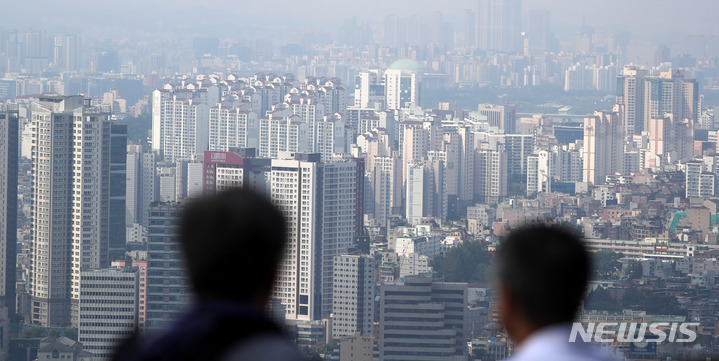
[[3, 0, 718, 42]]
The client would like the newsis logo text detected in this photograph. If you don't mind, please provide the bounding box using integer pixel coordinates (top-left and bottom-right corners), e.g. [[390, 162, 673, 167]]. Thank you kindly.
[[569, 322, 700, 343]]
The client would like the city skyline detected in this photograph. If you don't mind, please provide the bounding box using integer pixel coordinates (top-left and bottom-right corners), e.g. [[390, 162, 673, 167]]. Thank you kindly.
[[2, 0, 718, 44], [2, 0, 719, 360]]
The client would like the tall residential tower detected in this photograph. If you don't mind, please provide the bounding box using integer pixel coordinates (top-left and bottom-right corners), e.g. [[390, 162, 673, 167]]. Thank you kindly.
[[0, 104, 18, 320], [29, 95, 126, 327]]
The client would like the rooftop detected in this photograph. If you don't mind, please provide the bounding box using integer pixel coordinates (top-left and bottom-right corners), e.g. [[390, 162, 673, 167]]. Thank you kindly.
[[388, 58, 423, 72]]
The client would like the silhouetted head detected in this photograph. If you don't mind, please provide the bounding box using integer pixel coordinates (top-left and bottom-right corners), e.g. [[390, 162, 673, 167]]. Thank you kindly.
[[179, 188, 286, 304], [495, 225, 590, 342]]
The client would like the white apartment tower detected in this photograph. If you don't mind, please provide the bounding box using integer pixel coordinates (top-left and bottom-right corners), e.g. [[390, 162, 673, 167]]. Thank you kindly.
[[303, 77, 347, 114], [646, 113, 694, 168], [582, 106, 625, 185], [685, 161, 715, 198], [316, 113, 349, 161], [475, 148, 507, 204], [208, 104, 258, 151], [354, 70, 385, 108], [331, 254, 375, 339], [456, 127, 476, 203], [371, 156, 402, 226], [125, 145, 158, 229], [527, 145, 583, 195], [259, 114, 310, 159], [401, 125, 429, 188], [617, 67, 699, 139], [405, 159, 447, 225], [288, 96, 325, 151], [643, 70, 699, 129], [405, 163, 428, 225], [152, 89, 210, 162], [616, 66, 647, 138], [476, 104, 516, 134], [385, 60, 421, 110], [29, 95, 126, 327], [270, 154, 364, 321]]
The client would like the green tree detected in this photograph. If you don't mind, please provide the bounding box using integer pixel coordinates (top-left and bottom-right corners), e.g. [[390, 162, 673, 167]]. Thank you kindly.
[[116, 114, 151, 145], [621, 287, 646, 308], [619, 288, 684, 316], [626, 260, 643, 280], [644, 294, 683, 315], [22, 327, 48, 338], [592, 251, 623, 278], [431, 241, 492, 283], [584, 286, 621, 312]]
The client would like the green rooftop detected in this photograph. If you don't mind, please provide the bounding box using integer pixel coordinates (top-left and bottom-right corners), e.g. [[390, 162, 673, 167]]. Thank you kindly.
[[388, 58, 423, 72]]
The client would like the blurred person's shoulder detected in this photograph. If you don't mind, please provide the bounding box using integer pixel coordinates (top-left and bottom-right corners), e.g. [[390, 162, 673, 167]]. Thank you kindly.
[[221, 334, 305, 361], [508, 324, 620, 361]]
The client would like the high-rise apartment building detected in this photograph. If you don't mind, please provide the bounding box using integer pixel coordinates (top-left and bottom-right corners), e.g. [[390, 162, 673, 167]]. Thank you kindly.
[[174, 157, 204, 200], [685, 161, 715, 198], [202, 150, 247, 193], [301, 77, 347, 115], [475, 148, 507, 204], [464, 9, 476, 48], [646, 113, 694, 168], [109, 124, 127, 261], [456, 127, 476, 204], [405, 163, 430, 225], [354, 70, 385, 109], [145, 202, 191, 331], [527, 144, 583, 195], [475, 104, 516, 134], [617, 67, 699, 140], [385, 60, 421, 110], [405, 159, 447, 225], [528, 9, 550, 53], [29, 95, 126, 327], [331, 254, 375, 339], [126, 146, 157, 229], [379, 276, 468, 361], [52, 35, 79, 72], [202, 149, 272, 196], [345, 107, 379, 140], [401, 126, 429, 187], [0, 105, 18, 320], [643, 70, 699, 129], [152, 87, 216, 162], [288, 95, 325, 151], [504, 133, 535, 180], [316, 113, 350, 161], [477, 0, 522, 53], [270, 154, 364, 321], [78, 268, 138, 361], [155, 94, 208, 162], [370, 156, 402, 226], [582, 106, 625, 185], [616, 66, 647, 138], [208, 104, 258, 152], [259, 114, 310, 159]]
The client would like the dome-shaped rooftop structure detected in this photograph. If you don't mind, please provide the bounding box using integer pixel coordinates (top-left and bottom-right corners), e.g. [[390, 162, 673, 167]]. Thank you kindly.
[[388, 58, 423, 72]]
